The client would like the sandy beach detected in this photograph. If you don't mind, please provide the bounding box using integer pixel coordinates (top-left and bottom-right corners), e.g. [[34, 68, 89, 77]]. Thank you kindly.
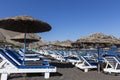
[[8, 61, 120, 80]]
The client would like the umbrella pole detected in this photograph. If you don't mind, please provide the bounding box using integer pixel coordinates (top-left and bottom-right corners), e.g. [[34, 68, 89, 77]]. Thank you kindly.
[[97, 46, 100, 73], [23, 32, 27, 65]]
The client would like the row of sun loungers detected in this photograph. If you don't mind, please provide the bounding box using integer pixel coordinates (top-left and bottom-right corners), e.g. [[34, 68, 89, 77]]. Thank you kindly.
[[75, 53, 120, 73], [39, 50, 98, 72], [38, 49, 120, 74], [37, 50, 100, 72], [0, 49, 57, 80], [3, 49, 120, 80], [74, 53, 120, 74], [35, 48, 120, 76]]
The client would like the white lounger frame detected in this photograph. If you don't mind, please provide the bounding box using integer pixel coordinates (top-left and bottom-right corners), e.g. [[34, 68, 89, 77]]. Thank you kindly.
[[0, 52, 56, 80], [75, 56, 97, 72], [104, 56, 120, 74]]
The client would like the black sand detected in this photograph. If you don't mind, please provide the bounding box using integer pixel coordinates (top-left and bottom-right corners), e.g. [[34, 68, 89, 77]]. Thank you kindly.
[[7, 61, 120, 80]]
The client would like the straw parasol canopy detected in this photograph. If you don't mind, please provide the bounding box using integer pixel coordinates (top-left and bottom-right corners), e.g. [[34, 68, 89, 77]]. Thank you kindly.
[[49, 40, 73, 50], [72, 33, 120, 48], [0, 15, 51, 33], [0, 15, 51, 48], [59, 40, 73, 49], [11, 33, 39, 43]]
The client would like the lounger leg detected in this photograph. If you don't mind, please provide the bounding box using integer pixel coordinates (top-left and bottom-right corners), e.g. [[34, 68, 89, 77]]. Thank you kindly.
[[44, 72, 50, 79], [84, 69, 88, 72], [72, 62, 75, 65], [1, 73, 8, 80]]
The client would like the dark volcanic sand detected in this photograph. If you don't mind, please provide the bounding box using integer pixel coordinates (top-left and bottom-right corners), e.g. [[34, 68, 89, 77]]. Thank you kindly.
[[7, 62, 120, 80]]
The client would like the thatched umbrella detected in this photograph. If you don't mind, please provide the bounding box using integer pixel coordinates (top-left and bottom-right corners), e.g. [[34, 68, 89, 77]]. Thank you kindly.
[[0, 16, 51, 33], [60, 40, 73, 49], [73, 33, 120, 48], [0, 15, 51, 65], [11, 33, 39, 43], [50, 40, 73, 50], [11, 33, 39, 48]]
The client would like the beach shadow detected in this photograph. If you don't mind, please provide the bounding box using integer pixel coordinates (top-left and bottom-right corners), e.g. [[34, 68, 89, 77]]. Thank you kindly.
[[50, 62, 74, 68], [26, 72, 62, 77], [26, 73, 43, 77], [8, 73, 27, 79], [27, 72, 62, 77], [50, 72, 63, 77], [9, 72, 62, 79], [103, 72, 120, 76]]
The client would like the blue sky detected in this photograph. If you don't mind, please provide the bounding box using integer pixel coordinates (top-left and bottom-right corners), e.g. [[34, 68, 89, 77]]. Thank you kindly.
[[0, 0, 120, 42]]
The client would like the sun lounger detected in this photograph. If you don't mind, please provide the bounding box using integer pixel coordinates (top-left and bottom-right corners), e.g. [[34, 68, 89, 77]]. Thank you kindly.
[[5, 49, 50, 67], [6, 49, 41, 61], [18, 49, 40, 56], [75, 56, 97, 72], [66, 56, 82, 65], [103, 55, 120, 74], [0, 49, 56, 80]]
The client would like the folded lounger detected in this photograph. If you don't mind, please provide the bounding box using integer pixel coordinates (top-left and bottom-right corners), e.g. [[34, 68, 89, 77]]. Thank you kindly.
[[0, 49, 56, 80]]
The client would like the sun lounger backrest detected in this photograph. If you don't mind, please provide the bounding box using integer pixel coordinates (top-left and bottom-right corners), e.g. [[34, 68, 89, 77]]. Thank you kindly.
[[105, 56, 120, 69], [81, 56, 97, 66], [5, 49, 22, 65], [81, 56, 92, 66], [0, 49, 19, 67], [18, 49, 24, 56], [105, 57, 117, 68], [5, 49, 49, 66], [6, 49, 21, 58]]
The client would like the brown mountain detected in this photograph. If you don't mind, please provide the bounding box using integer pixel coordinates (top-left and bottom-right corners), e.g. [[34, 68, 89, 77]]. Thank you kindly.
[[50, 40, 73, 47], [0, 28, 44, 48]]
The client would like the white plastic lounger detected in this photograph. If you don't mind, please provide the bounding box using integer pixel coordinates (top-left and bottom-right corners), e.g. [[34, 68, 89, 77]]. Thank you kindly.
[[5, 49, 49, 66], [75, 56, 97, 72], [18, 49, 40, 57], [104, 56, 120, 74], [0, 49, 56, 80], [67, 56, 82, 65], [6, 49, 40, 61]]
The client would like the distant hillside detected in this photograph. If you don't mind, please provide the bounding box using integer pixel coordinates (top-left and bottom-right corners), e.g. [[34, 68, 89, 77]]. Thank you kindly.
[[1, 29, 120, 49], [0, 28, 45, 48], [76, 32, 120, 43]]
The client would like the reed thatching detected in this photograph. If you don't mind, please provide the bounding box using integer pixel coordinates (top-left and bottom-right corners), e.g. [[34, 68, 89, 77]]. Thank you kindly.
[[11, 33, 39, 43], [0, 15, 51, 33], [72, 33, 120, 48]]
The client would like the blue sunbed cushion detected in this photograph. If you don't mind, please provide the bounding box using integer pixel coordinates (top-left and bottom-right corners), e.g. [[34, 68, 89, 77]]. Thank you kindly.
[[18, 65, 55, 69], [82, 56, 97, 66], [0, 49, 19, 67], [6, 49, 49, 66], [5, 49, 22, 65]]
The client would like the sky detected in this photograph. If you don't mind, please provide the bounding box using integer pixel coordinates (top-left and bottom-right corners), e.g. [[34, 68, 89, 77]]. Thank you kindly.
[[0, 0, 120, 42]]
